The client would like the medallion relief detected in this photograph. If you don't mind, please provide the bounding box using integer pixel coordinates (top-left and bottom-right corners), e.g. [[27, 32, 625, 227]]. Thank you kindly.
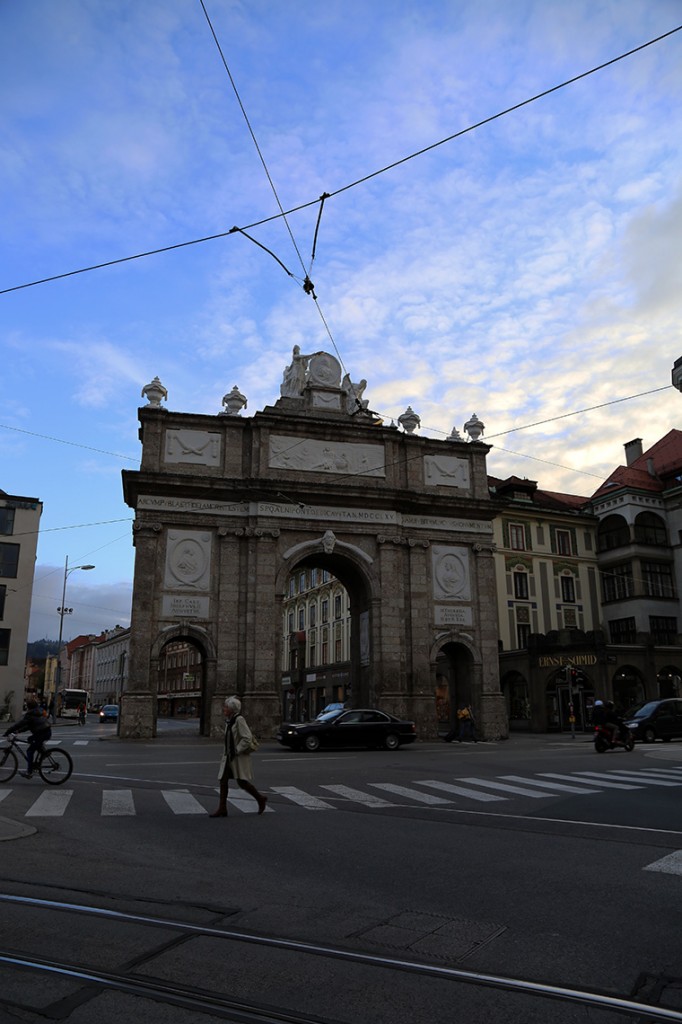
[[164, 530, 212, 591], [431, 545, 471, 601]]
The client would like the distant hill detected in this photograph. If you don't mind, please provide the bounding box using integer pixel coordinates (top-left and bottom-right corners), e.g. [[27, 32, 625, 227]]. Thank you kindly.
[[26, 639, 60, 659]]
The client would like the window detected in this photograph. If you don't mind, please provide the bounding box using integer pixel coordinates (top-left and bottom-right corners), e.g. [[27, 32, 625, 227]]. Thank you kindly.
[[650, 616, 677, 644], [287, 611, 294, 634], [309, 603, 317, 627], [0, 543, 19, 578], [642, 561, 675, 599], [0, 628, 9, 666], [555, 530, 572, 556], [321, 628, 329, 663], [310, 568, 318, 587], [334, 637, 342, 662], [0, 585, 5, 619], [321, 599, 329, 623], [509, 524, 526, 551], [308, 635, 316, 667], [609, 617, 637, 644], [322, 569, 330, 583], [635, 512, 667, 546], [0, 508, 15, 535], [334, 594, 342, 619], [288, 578, 295, 598], [560, 575, 575, 603], [513, 572, 528, 599], [597, 515, 630, 552], [601, 563, 633, 602], [516, 623, 531, 649], [299, 572, 306, 593], [298, 607, 305, 630]]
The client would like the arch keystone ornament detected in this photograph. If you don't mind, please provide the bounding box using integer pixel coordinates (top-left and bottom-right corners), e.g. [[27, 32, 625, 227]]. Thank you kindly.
[[121, 349, 505, 741]]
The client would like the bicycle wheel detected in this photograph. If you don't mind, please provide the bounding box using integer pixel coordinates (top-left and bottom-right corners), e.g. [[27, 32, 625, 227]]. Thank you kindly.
[[38, 748, 73, 785], [0, 748, 19, 782]]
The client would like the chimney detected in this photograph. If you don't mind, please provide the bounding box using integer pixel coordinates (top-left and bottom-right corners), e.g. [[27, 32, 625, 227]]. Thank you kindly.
[[624, 438, 643, 466]]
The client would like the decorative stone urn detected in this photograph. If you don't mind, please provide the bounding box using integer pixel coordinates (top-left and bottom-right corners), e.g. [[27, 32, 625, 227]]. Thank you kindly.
[[221, 385, 248, 416], [464, 413, 485, 442], [141, 376, 168, 407], [398, 406, 421, 433]]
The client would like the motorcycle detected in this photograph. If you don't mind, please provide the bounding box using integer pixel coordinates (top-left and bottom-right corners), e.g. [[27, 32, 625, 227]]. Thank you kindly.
[[594, 723, 635, 753]]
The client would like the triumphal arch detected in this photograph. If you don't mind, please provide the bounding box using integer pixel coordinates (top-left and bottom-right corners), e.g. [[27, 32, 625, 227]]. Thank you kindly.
[[120, 349, 507, 741]]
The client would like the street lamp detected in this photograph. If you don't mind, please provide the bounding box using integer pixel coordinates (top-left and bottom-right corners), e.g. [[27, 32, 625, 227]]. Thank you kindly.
[[54, 556, 95, 706]]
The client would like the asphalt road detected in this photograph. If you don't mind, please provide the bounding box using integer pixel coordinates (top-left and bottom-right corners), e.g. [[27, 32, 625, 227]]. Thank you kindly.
[[1, 722, 681, 1023]]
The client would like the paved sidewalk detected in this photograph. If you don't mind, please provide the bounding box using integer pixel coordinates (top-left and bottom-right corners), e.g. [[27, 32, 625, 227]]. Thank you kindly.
[[0, 814, 36, 842]]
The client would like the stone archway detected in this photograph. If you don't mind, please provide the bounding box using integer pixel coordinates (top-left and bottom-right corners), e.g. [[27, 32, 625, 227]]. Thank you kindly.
[[121, 349, 505, 740]]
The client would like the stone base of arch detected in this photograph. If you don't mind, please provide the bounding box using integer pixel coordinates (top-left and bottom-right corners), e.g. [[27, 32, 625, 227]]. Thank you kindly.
[[479, 691, 509, 741], [119, 692, 157, 739]]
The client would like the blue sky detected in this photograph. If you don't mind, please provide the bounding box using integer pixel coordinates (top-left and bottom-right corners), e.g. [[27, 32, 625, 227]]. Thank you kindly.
[[2, 0, 681, 642]]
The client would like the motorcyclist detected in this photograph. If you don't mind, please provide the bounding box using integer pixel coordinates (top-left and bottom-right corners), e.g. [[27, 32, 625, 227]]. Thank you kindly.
[[3, 697, 52, 778], [604, 700, 626, 746]]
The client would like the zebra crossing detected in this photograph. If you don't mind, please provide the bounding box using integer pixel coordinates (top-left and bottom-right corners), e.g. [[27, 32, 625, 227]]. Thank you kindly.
[[1, 764, 682, 818]]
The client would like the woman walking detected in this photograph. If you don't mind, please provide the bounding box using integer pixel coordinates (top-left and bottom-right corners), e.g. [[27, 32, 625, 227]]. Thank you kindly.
[[210, 696, 268, 817]]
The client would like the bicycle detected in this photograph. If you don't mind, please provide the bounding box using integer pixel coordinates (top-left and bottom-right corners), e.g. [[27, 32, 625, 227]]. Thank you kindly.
[[0, 735, 73, 785]]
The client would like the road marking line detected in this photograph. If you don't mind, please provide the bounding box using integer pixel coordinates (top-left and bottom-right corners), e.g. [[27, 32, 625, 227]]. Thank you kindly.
[[644, 850, 682, 875], [370, 783, 451, 804], [0, 790, 11, 804], [162, 789, 207, 814], [321, 784, 394, 807], [73, 741, 89, 746], [415, 780, 504, 802], [500, 775, 600, 794], [102, 790, 136, 816], [543, 773, 639, 790], [459, 778, 552, 798], [271, 786, 332, 809], [25, 790, 73, 817], [599, 772, 682, 787]]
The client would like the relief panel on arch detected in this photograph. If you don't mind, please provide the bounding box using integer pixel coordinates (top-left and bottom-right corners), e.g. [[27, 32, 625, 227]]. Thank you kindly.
[[431, 545, 471, 601], [423, 455, 470, 489], [165, 429, 221, 466], [164, 530, 212, 591]]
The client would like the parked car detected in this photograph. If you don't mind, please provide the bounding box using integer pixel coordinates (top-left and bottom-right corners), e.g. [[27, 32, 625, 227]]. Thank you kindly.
[[99, 704, 119, 722], [314, 702, 347, 719], [623, 698, 682, 743], [276, 708, 417, 752]]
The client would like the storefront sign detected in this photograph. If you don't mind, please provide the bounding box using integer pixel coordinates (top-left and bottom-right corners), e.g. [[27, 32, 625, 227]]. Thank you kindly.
[[537, 653, 598, 668]]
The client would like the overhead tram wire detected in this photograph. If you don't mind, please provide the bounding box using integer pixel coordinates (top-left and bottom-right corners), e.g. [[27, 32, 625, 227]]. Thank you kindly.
[[2, 23, 680, 298], [197, 0, 356, 403]]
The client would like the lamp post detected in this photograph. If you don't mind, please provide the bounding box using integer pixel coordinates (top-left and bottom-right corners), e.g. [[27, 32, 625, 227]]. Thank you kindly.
[[54, 556, 95, 709]]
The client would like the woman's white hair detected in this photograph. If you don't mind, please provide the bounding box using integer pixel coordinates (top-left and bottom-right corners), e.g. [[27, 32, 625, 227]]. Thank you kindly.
[[224, 696, 241, 713]]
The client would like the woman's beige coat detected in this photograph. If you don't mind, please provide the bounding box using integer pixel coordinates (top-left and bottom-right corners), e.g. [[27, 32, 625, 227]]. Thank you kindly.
[[218, 713, 255, 782]]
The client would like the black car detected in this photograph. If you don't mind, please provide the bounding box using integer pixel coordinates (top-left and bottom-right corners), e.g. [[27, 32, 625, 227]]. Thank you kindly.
[[623, 698, 682, 743], [276, 708, 417, 752]]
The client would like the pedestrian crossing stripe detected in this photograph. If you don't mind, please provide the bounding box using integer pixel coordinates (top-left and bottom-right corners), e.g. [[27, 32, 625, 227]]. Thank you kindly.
[[3, 764, 682, 817]]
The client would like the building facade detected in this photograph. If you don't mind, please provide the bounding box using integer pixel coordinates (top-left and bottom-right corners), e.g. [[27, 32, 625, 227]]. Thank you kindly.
[[0, 489, 42, 723], [120, 351, 506, 741]]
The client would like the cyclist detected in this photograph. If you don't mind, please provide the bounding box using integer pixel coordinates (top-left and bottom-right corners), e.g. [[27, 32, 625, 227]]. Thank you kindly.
[[3, 697, 52, 778]]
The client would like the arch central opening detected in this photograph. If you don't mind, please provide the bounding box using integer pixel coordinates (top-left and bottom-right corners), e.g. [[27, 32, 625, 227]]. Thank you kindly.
[[280, 551, 371, 722]]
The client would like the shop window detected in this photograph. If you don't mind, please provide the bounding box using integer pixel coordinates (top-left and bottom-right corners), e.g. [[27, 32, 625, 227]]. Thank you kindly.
[[608, 617, 636, 644], [0, 543, 20, 579]]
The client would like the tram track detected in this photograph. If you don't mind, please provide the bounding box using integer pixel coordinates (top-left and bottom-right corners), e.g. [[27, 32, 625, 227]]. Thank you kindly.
[[0, 892, 681, 1022]]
